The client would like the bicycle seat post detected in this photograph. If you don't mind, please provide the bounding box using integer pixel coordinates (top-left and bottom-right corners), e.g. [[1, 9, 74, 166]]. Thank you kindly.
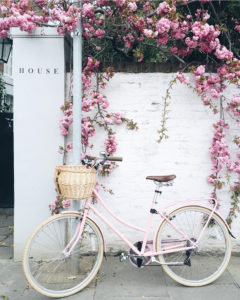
[[153, 182, 162, 204]]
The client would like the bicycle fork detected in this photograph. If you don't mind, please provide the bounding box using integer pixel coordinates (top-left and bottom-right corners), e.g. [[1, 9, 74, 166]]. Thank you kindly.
[[62, 205, 89, 257]]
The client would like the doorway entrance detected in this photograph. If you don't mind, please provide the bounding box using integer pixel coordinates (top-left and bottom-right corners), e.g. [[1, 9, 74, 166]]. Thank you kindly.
[[0, 111, 14, 208]]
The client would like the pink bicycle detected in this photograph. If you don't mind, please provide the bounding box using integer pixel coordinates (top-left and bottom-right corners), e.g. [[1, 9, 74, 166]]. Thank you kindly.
[[23, 154, 233, 298]]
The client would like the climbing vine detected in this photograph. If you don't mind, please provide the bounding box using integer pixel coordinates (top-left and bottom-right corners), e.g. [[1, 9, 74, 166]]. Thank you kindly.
[[1, 0, 240, 224]]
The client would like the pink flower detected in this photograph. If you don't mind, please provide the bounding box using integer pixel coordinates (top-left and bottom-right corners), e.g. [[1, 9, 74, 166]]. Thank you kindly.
[[215, 45, 233, 60], [235, 25, 240, 33], [156, 18, 171, 34], [113, 113, 124, 124], [195, 65, 205, 76], [128, 2, 137, 12], [66, 143, 73, 151], [60, 127, 68, 136], [50, 203, 56, 210], [156, 2, 175, 15], [171, 46, 178, 54], [210, 89, 222, 98], [82, 3, 94, 17], [203, 96, 210, 105], [105, 135, 117, 154], [104, 116, 113, 125], [143, 29, 153, 38], [62, 199, 71, 208], [95, 28, 105, 39], [185, 37, 198, 48], [176, 72, 189, 84], [115, 0, 126, 6], [157, 33, 168, 45]]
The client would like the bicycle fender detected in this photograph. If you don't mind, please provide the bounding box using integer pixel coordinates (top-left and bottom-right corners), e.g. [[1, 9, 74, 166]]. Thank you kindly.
[[210, 210, 235, 238], [188, 205, 236, 239]]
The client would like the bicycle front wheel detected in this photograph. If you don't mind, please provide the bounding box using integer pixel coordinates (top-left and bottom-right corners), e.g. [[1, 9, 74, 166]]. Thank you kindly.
[[23, 213, 104, 298], [156, 206, 231, 286]]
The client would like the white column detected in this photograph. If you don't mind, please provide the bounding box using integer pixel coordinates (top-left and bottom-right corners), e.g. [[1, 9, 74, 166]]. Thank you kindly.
[[11, 28, 65, 260]]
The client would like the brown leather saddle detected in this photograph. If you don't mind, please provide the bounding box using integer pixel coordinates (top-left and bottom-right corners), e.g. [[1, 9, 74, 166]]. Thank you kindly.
[[146, 175, 176, 183]]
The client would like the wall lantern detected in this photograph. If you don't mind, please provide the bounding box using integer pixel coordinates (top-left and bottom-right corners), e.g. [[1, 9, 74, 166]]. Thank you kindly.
[[0, 38, 13, 63]]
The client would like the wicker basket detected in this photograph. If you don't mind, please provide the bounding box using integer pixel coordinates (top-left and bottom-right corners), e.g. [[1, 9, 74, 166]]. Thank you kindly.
[[54, 165, 96, 200]]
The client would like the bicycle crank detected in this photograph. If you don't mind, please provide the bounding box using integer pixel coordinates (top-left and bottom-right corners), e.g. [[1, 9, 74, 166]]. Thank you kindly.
[[128, 241, 151, 268]]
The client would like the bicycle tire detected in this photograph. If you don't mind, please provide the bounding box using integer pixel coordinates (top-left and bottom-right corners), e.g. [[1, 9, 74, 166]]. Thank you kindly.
[[23, 213, 104, 298], [155, 206, 231, 286]]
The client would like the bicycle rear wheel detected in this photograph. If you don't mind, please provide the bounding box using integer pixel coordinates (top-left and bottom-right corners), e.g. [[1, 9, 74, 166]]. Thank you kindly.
[[23, 213, 103, 298], [155, 206, 231, 286]]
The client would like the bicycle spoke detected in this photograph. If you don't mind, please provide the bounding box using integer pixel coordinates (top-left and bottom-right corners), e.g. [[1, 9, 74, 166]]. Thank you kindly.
[[23, 215, 103, 297], [156, 206, 231, 286]]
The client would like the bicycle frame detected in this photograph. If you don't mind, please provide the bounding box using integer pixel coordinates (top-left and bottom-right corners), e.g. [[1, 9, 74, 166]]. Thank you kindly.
[[62, 188, 226, 259]]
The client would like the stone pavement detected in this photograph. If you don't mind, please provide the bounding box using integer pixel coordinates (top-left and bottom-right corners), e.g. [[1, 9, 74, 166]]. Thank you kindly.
[[0, 214, 14, 260], [0, 213, 240, 300]]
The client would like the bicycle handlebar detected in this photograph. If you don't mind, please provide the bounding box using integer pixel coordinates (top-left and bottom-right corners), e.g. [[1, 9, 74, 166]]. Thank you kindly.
[[86, 155, 123, 162]]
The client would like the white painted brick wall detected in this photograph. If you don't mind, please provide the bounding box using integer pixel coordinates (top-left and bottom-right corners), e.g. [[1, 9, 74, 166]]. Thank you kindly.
[[66, 73, 240, 253]]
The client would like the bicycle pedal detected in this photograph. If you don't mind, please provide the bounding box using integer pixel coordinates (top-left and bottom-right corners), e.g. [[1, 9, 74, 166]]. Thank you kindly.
[[119, 252, 128, 262]]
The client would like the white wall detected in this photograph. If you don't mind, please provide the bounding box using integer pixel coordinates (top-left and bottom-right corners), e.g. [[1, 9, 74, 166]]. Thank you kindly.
[[11, 32, 240, 258], [67, 73, 240, 253], [12, 28, 64, 260]]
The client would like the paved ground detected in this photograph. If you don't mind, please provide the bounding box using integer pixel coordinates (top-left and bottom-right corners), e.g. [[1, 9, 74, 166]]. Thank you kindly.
[[0, 213, 240, 300]]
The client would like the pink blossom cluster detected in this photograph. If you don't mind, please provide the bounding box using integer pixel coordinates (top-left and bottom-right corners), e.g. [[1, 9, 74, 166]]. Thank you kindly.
[[58, 143, 73, 155], [148, 9, 225, 58], [82, 57, 100, 90], [227, 94, 240, 118], [217, 61, 240, 81], [114, 0, 126, 7], [190, 65, 226, 109], [208, 119, 240, 191], [1, 0, 236, 70], [190, 21, 220, 54], [113, 112, 124, 124], [82, 117, 96, 147], [82, 92, 109, 112], [104, 112, 124, 125], [0, 5, 38, 37], [215, 45, 233, 60], [58, 57, 121, 155], [105, 135, 117, 154], [51, 5, 80, 34], [207, 120, 231, 186], [82, 3, 94, 18], [128, 2, 137, 12], [59, 104, 73, 136], [154, 18, 189, 48], [49, 197, 71, 214], [156, 1, 176, 15], [176, 72, 189, 84], [0, 1, 83, 37], [143, 29, 153, 38], [97, 160, 118, 176]]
